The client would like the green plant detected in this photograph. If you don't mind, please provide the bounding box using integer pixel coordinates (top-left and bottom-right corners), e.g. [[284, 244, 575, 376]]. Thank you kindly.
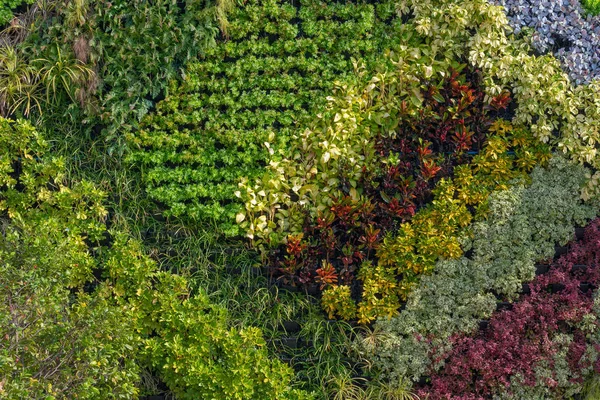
[[322, 285, 357, 320], [0, 118, 138, 398], [366, 378, 421, 400], [0, 117, 311, 399], [325, 370, 367, 400], [582, 372, 600, 399], [34, 43, 95, 106], [0, 0, 34, 26], [581, 0, 600, 15], [128, 0, 401, 235], [0, 46, 42, 117]]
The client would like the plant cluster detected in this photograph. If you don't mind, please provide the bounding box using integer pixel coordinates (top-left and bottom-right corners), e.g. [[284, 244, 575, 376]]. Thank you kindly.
[[1, 0, 230, 152], [0, 118, 308, 399], [492, 0, 600, 84], [0, 0, 33, 26], [127, 0, 400, 236], [238, 39, 550, 322], [394, 0, 600, 199], [421, 217, 600, 399], [4, 0, 600, 397], [361, 157, 599, 383], [363, 119, 550, 322]]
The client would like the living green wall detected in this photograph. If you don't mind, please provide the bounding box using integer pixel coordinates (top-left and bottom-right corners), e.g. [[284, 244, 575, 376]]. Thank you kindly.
[[127, 0, 400, 235]]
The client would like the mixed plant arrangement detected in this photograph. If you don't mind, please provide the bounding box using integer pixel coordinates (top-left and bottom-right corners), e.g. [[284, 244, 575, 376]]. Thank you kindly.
[[127, 0, 400, 236], [1, 0, 599, 398], [422, 217, 600, 399]]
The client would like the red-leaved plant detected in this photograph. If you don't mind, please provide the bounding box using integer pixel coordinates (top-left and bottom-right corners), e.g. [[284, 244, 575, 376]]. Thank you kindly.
[[420, 218, 600, 399]]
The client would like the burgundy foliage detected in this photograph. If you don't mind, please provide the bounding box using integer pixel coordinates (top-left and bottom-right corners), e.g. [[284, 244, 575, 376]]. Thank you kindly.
[[420, 218, 600, 400]]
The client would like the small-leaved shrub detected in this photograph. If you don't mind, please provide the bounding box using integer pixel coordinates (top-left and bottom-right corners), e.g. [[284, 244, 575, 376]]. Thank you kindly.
[[363, 156, 599, 382], [0, 117, 310, 399], [421, 218, 600, 399]]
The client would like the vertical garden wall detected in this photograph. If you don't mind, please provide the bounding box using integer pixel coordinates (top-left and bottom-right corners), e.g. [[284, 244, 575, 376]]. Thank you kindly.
[[0, 0, 599, 399]]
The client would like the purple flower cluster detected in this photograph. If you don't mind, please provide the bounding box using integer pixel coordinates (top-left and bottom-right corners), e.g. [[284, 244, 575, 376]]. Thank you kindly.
[[491, 0, 600, 84]]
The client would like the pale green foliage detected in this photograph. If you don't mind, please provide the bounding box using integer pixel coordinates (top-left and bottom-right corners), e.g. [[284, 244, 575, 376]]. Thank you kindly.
[[363, 157, 599, 382]]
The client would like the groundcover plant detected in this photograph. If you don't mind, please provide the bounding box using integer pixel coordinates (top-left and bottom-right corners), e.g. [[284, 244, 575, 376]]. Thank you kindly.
[[0, 0, 599, 399]]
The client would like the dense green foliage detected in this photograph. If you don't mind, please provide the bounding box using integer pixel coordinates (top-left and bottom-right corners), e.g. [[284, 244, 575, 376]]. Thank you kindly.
[[0, 0, 33, 26], [3, 0, 229, 145], [0, 118, 307, 399], [1, 0, 600, 397], [581, 0, 600, 15], [127, 0, 401, 235]]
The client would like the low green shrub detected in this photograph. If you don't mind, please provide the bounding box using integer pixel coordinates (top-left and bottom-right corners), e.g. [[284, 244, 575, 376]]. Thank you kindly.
[[105, 236, 312, 400], [0, 117, 136, 398], [0, 117, 309, 399]]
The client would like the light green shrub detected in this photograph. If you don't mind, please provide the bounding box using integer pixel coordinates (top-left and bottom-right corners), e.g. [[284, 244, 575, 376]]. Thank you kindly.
[[0, 117, 310, 399]]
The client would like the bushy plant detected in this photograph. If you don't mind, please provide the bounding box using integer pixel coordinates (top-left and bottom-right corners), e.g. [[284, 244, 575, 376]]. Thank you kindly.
[[127, 0, 400, 235], [105, 236, 311, 400], [0, 117, 309, 399], [0, 118, 136, 398], [363, 156, 599, 383], [0, 0, 34, 26], [421, 218, 600, 399]]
